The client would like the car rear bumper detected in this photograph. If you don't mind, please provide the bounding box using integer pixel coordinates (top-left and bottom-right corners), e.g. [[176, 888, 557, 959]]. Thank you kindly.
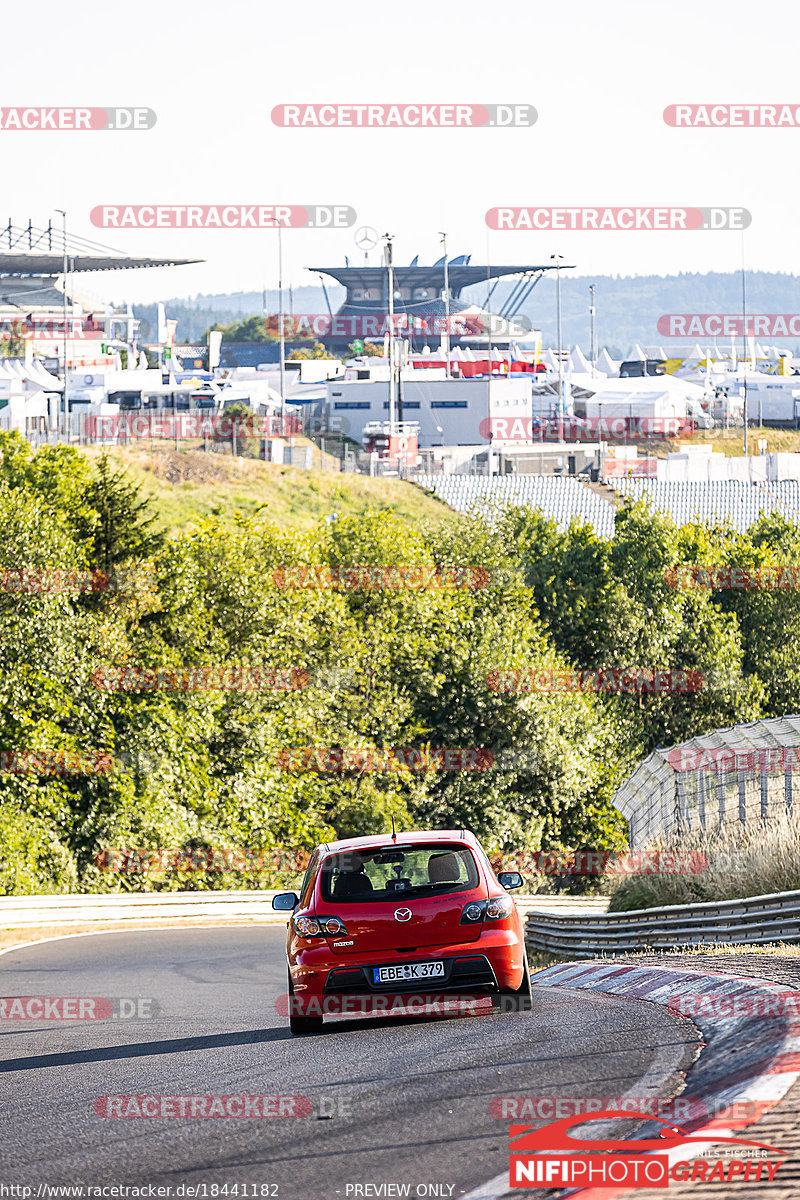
[[289, 925, 525, 1002], [324, 954, 498, 995]]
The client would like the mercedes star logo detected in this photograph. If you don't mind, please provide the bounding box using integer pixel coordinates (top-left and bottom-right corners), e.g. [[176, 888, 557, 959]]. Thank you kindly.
[[394, 908, 412, 922], [355, 225, 379, 251]]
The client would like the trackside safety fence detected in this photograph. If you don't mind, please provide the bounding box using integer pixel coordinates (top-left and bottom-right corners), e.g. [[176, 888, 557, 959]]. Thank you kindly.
[[525, 888, 800, 957]]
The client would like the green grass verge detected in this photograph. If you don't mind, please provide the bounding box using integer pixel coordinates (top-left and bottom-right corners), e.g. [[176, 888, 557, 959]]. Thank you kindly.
[[78, 445, 456, 533]]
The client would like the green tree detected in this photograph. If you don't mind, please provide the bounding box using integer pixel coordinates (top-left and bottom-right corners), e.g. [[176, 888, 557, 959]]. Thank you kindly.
[[0, 321, 27, 358], [288, 343, 328, 360], [204, 315, 270, 343], [76, 454, 164, 574]]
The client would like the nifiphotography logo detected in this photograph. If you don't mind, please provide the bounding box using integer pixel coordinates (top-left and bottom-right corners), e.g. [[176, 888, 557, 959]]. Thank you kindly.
[[508, 1110, 785, 1188]]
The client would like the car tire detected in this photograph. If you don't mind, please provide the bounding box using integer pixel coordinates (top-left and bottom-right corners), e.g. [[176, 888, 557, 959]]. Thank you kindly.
[[494, 956, 533, 1014], [288, 970, 323, 1035]]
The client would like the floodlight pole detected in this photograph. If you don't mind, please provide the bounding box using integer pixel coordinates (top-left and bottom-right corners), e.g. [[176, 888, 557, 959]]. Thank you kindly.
[[589, 284, 597, 377], [385, 233, 396, 434], [278, 219, 286, 433], [439, 231, 450, 378], [552, 254, 564, 442], [55, 209, 69, 432]]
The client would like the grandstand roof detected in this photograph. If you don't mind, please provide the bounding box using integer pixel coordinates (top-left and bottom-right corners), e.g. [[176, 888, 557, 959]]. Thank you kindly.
[[0, 222, 201, 278], [311, 263, 571, 294], [0, 253, 201, 277]]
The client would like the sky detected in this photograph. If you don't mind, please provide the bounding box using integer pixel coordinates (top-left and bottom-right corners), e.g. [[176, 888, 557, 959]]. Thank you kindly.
[[5, 0, 800, 308]]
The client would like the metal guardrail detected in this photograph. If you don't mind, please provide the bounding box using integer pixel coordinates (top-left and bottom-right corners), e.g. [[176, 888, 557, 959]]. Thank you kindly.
[[0, 890, 285, 930], [525, 889, 800, 957], [0, 891, 586, 933]]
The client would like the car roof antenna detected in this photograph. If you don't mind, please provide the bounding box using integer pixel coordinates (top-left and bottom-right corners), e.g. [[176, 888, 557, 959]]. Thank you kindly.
[[391, 814, 397, 842]]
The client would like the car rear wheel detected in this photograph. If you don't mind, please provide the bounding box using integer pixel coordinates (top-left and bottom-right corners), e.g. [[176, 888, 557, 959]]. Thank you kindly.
[[288, 970, 323, 1035], [494, 956, 533, 1014]]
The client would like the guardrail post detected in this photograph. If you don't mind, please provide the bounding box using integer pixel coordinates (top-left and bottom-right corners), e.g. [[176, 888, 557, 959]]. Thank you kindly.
[[786, 765, 793, 815], [698, 771, 706, 829], [738, 767, 747, 825], [676, 773, 690, 834], [717, 772, 726, 825], [761, 764, 769, 820], [661, 776, 673, 843]]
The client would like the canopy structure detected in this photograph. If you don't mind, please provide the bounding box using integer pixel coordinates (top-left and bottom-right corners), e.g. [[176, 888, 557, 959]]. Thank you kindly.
[[614, 714, 800, 847], [0, 357, 64, 390], [569, 345, 591, 373], [597, 348, 619, 376]]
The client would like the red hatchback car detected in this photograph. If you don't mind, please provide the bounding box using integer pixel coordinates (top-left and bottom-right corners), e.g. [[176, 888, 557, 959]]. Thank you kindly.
[[273, 829, 531, 1034]]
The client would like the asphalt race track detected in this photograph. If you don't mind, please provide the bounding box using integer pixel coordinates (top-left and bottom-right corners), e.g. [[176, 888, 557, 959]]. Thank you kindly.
[[0, 928, 700, 1199]]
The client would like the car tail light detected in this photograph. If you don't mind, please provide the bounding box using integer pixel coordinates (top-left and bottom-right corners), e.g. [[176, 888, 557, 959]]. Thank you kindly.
[[460, 896, 513, 924], [293, 915, 349, 938], [486, 896, 513, 920]]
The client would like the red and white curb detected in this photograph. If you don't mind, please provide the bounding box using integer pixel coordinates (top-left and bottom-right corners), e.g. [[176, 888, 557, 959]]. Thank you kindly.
[[463, 960, 800, 1199]]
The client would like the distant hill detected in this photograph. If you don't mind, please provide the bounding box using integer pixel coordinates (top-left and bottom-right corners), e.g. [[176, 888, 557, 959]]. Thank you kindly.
[[132, 272, 800, 356]]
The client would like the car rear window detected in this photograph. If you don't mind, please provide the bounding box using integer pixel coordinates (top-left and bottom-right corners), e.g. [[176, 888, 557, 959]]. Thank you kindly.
[[319, 843, 480, 904]]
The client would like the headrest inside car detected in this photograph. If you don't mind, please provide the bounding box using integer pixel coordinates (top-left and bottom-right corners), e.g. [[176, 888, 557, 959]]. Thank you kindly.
[[428, 852, 461, 883]]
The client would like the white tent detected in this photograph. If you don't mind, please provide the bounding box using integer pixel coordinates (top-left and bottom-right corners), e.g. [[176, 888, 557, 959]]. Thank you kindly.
[[625, 344, 647, 361], [596, 348, 619, 376], [569, 345, 591, 373], [585, 372, 707, 402], [28, 361, 63, 390], [568, 370, 608, 393]]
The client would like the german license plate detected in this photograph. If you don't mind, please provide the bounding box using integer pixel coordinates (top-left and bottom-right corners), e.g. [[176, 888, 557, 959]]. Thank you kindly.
[[373, 961, 445, 983]]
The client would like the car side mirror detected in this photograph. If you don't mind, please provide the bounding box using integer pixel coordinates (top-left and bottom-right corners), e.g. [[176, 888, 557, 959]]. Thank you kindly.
[[498, 871, 523, 890], [272, 891, 300, 910]]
